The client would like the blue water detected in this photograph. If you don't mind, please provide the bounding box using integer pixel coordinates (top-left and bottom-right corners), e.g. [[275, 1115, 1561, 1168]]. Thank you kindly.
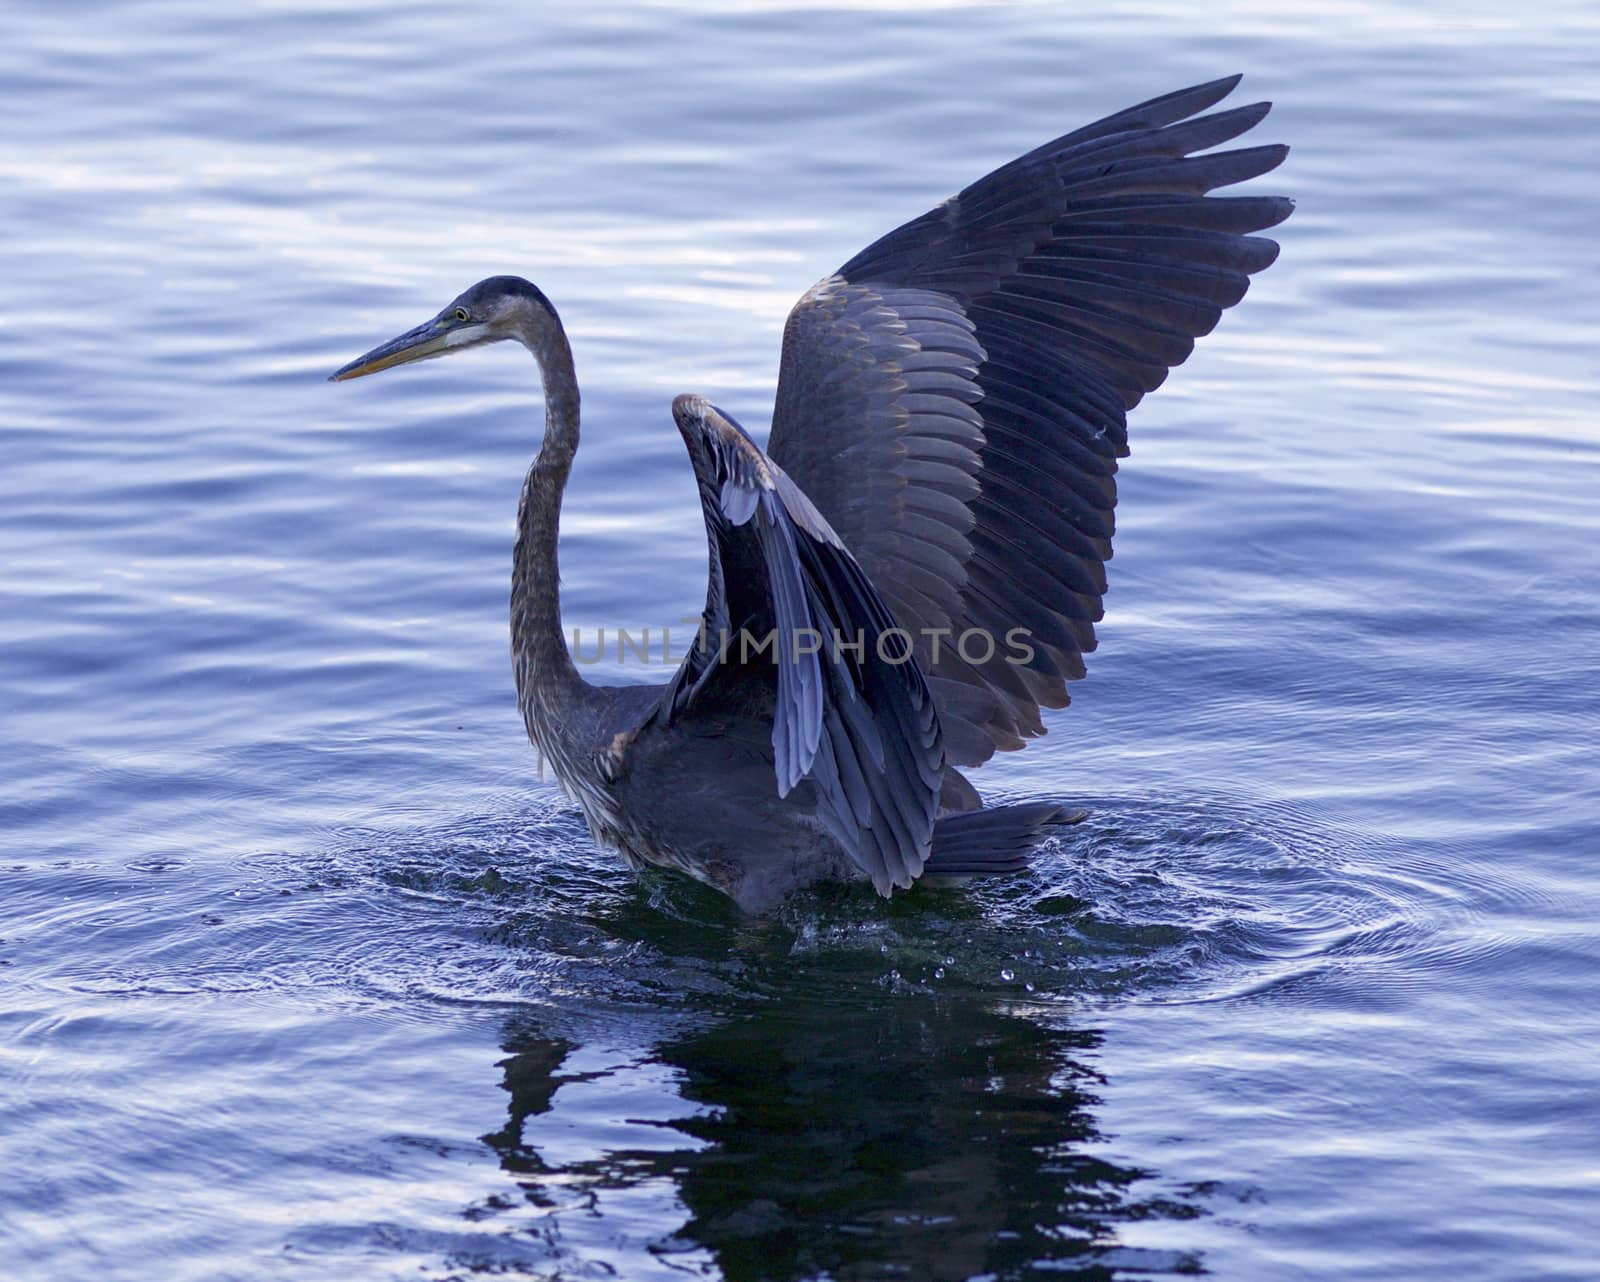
[[4, 2, 1598, 1278]]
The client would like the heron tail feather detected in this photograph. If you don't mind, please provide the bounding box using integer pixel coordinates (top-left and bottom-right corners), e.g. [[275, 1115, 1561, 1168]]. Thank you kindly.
[[922, 803, 1086, 878]]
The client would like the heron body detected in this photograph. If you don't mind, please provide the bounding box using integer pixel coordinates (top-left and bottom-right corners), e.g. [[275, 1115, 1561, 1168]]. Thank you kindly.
[[332, 76, 1291, 912]]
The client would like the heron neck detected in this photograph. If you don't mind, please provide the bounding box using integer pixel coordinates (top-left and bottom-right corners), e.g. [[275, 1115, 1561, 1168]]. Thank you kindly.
[[511, 316, 585, 737]]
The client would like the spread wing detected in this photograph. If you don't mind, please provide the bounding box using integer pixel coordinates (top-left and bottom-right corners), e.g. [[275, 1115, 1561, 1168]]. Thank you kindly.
[[765, 74, 1293, 766], [652, 395, 944, 895]]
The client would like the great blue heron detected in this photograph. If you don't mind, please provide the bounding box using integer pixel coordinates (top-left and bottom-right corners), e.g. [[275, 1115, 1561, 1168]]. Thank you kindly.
[[331, 76, 1290, 912]]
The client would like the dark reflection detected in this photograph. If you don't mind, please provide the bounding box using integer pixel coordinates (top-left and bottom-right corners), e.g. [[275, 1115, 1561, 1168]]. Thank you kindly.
[[479, 1034, 573, 1180], [485, 979, 1206, 1280]]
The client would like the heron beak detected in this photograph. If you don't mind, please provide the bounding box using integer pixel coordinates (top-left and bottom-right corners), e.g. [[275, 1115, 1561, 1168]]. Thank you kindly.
[[328, 317, 473, 382]]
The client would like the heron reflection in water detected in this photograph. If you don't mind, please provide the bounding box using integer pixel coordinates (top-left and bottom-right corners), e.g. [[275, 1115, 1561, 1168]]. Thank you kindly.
[[483, 999, 1180, 1280], [331, 76, 1291, 911]]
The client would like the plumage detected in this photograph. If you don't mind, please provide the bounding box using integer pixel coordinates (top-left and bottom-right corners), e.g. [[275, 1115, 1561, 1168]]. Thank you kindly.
[[330, 77, 1291, 911], [768, 75, 1292, 766]]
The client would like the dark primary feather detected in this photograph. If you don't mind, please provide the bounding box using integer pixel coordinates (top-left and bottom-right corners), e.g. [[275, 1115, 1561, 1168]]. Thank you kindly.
[[767, 74, 1292, 765], [656, 396, 944, 895]]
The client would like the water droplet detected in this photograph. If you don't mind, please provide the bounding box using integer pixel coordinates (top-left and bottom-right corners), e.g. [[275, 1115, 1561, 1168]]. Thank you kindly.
[[943, 955, 954, 966], [1024, 982, 1035, 993], [1000, 968, 1015, 982], [934, 966, 946, 980]]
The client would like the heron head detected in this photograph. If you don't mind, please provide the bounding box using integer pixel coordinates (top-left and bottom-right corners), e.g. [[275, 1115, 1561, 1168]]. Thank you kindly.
[[328, 276, 557, 382]]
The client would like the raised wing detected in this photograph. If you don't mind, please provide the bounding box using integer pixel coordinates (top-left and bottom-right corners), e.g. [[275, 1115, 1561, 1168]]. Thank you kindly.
[[766, 74, 1292, 766], [654, 395, 944, 895]]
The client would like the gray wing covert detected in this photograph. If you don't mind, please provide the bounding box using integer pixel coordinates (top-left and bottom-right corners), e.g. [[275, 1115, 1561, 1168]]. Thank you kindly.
[[765, 74, 1293, 765], [655, 395, 944, 896]]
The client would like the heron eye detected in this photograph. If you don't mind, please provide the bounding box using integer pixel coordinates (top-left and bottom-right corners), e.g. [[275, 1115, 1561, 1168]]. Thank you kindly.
[[452, 307, 471, 323]]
